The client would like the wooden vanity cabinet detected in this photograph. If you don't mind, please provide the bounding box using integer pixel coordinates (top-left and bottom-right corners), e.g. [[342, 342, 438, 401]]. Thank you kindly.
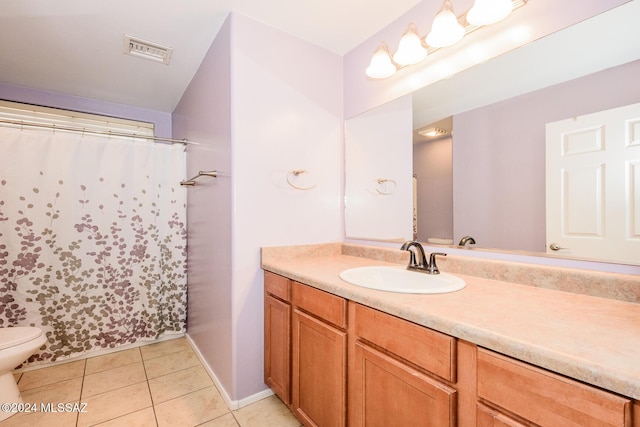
[[264, 271, 292, 405], [348, 303, 458, 427], [291, 281, 347, 427], [264, 271, 640, 427]]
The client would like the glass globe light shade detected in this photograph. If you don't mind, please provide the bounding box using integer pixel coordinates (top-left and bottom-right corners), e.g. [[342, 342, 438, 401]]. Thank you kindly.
[[466, 0, 513, 26], [393, 23, 428, 66], [365, 42, 397, 79], [425, 0, 465, 48]]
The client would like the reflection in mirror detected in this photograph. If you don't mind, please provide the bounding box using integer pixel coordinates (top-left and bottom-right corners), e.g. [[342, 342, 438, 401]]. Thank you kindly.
[[413, 117, 453, 244], [344, 96, 413, 242], [345, 1, 640, 265]]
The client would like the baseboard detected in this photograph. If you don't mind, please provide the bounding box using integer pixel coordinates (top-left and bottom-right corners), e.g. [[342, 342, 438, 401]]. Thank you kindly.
[[184, 333, 274, 411], [238, 387, 275, 408]]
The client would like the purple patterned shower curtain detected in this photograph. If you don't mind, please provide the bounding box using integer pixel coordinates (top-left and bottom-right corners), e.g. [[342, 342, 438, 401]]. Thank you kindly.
[[0, 126, 187, 366]]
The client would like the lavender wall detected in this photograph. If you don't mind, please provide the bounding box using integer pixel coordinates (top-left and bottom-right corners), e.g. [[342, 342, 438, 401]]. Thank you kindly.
[[173, 12, 343, 402], [343, 0, 628, 119], [172, 17, 235, 398], [231, 12, 343, 400], [0, 83, 171, 137], [453, 59, 640, 252]]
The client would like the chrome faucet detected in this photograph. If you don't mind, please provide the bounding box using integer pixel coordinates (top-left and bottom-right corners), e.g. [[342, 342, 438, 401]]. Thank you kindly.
[[400, 241, 447, 275], [458, 236, 476, 246]]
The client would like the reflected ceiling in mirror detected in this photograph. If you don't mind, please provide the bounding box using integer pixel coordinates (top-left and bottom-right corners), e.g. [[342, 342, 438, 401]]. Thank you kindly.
[[344, 1, 640, 265]]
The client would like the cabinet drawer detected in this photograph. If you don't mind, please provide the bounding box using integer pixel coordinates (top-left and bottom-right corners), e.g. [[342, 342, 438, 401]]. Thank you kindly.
[[264, 271, 290, 302], [353, 303, 456, 382], [292, 281, 347, 329], [476, 403, 527, 427], [477, 349, 632, 427]]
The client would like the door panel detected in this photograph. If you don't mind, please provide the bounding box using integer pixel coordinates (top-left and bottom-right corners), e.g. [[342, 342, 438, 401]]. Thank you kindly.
[[546, 102, 640, 263]]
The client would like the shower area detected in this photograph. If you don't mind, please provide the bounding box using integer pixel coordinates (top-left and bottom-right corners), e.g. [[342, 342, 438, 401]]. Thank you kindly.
[[0, 101, 189, 366]]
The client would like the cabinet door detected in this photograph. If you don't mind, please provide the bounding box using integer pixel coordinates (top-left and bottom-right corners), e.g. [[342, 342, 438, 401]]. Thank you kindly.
[[264, 294, 291, 404], [292, 308, 347, 427], [350, 340, 456, 427]]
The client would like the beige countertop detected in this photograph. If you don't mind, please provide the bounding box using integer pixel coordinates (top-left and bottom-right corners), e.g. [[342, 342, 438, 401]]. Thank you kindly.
[[261, 243, 640, 400]]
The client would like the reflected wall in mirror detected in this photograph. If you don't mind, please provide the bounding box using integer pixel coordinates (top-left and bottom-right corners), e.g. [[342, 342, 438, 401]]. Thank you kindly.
[[344, 96, 413, 242], [413, 116, 453, 244], [344, 1, 640, 265], [452, 61, 640, 258]]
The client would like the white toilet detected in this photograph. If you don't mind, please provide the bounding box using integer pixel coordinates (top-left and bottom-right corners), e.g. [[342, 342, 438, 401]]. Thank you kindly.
[[0, 327, 47, 421]]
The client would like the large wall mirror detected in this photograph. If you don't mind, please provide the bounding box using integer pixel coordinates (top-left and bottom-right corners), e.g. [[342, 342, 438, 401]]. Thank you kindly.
[[344, 1, 640, 265]]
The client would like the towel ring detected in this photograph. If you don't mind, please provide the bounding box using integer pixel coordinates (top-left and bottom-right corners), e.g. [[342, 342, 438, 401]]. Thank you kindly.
[[375, 178, 396, 195], [286, 169, 316, 190]]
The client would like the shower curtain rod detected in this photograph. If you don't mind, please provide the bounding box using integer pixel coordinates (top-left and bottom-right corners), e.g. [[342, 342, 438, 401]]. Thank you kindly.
[[0, 118, 199, 145]]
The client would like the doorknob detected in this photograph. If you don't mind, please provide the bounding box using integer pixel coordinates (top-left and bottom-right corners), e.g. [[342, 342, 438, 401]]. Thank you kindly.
[[549, 243, 568, 251]]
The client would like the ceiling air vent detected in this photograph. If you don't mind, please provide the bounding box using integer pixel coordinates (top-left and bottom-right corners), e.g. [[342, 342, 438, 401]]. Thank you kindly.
[[123, 35, 173, 65]]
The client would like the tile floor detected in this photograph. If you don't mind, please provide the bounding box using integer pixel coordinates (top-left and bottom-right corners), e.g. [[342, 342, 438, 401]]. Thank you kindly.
[[2, 338, 301, 427]]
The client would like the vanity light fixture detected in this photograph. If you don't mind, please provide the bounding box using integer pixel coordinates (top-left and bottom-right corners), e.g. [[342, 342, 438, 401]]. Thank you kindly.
[[365, 0, 527, 79], [426, 0, 465, 48], [393, 23, 428, 66]]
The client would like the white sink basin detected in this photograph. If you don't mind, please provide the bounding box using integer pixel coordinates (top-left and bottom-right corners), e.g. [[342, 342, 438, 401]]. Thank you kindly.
[[339, 266, 466, 294]]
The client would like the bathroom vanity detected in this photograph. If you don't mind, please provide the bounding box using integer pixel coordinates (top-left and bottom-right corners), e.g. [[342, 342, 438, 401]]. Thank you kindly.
[[262, 243, 640, 427]]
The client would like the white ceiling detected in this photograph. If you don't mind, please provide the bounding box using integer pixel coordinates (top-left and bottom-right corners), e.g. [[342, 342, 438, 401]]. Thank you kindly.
[[0, 0, 422, 113]]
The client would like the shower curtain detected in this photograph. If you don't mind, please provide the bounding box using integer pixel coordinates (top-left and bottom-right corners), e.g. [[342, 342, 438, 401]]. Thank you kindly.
[[0, 126, 187, 365]]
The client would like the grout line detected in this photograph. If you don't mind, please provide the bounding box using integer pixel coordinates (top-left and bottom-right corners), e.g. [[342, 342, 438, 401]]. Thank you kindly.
[[140, 347, 160, 427], [75, 359, 87, 427], [231, 411, 242, 427]]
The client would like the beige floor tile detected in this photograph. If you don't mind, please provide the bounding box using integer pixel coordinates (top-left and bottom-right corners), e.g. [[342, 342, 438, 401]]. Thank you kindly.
[[0, 408, 78, 427], [18, 360, 85, 391], [233, 396, 301, 427], [20, 377, 83, 406], [140, 337, 190, 360], [92, 407, 157, 427], [143, 349, 200, 379], [148, 365, 213, 404], [76, 381, 152, 427], [85, 348, 142, 375], [198, 413, 240, 427], [154, 386, 229, 427], [3, 340, 298, 427], [82, 361, 147, 398]]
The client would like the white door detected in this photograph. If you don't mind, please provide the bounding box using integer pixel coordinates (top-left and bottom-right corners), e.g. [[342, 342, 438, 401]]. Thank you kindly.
[[546, 102, 640, 264]]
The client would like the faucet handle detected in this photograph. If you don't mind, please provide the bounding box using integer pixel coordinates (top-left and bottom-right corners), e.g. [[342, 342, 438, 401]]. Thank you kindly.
[[428, 252, 447, 274]]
